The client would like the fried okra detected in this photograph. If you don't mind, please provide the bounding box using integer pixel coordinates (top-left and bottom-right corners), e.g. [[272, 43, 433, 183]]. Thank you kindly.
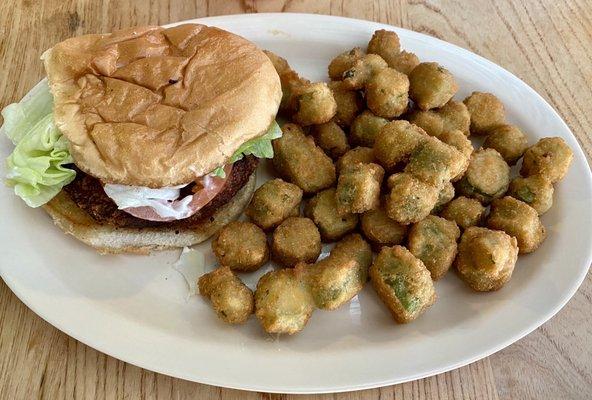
[[246, 178, 302, 230], [404, 136, 468, 187], [342, 54, 388, 89], [386, 173, 440, 225], [409, 62, 458, 110], [329, 81, 363, 127], [366, 68, 409, 118], [328, 47, 365, 81], [433, 181, 455, 213], [408, 215, 460, 280], [389, 50, 420, 75], [508, 175, 554, 215], [463, 91, 505, 135], [350, 110, 389, 147], [440, 196, 487, 229], [367, 29, 401, 67], [272, 217, 322, 267], [487, 196, 546, 253], [263, 50, 309, 115], [408, 109, 444, 138], [292, 82, 337, 126], [369, 245, 436, 323], [212, 221, 269, 272], [455, 227, 519, 292], [411, 101, 471, 138], [336, 163, 384, 214], [440, 129, 473, 160], [373, 120, 427, 170], [361, 202, 408, 249], [483, 124, 528, 165], [198, 266, 254, 324], [311, 121, 350, 159], [272, 123, 336, 194], [254, 268, 315, 334], [438, 100, 471, 135], [303, 234, 373, 310], [520, 137, 573, 183], [304, 188, 359, 242], [336, 146, 375, 173], [457, 148, 510, 203]]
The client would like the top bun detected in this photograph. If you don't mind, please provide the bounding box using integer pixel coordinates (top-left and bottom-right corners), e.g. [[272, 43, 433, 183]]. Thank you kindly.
[[43, 24, 281, 187]]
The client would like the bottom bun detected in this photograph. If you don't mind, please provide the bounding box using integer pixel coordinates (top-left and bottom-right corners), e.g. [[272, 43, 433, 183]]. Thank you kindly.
[[43, 171, 257, 255]]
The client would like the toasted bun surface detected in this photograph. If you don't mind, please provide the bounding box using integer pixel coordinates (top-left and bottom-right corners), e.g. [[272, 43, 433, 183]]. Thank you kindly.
[[43, 24, 281, 187], [42, 171, 257, 254]]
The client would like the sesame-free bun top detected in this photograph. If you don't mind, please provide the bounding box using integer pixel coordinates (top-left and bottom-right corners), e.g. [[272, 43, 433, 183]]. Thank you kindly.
[[43, 24, 281, 187]]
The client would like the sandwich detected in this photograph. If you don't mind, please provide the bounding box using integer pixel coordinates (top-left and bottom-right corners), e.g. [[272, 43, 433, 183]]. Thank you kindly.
[[1, 24, 282, 254]]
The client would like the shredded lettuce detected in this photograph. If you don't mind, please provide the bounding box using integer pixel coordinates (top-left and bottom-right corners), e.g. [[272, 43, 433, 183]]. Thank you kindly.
[[2, 82, 75, 207], [210, 120, 282, 178]]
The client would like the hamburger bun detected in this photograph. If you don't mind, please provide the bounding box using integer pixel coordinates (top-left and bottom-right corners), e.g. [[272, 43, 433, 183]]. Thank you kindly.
[[43, 170, 257, 254], [43, 24, 281, 187]]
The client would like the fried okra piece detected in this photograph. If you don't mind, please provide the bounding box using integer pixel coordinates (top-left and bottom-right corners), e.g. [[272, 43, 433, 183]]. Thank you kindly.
[[389, 51, 420, 75], [198, 266, 254, 324], [303, 234, 373, 310], [438, 100, 471, 136], [336, 163, 385, 214], [487, 196, 546, 253], [367, 29, 401, 66], [366, 68, 409, 118], [212, 221, 269, 272], [292, 82, 337, 126], [328, 47, 365, 80], [520, 137, 574, 183], [404, 136, 468, 186], [440, 196, 487, 230], [350, 110, 389, 147], [272, 217, 322, 267], [408, 110, 444, 138], [440, 129, 473, 160], [483, 124, 528, 165], [369, 245, 436, 323], [408, 215, 460, 280], [329, 81, 363, 127], [386, 173, 440, 225], [455, 227, 519, 292], [508, 175, 554, 215], [272, 123, 336, 194], [463, 91, 505, 135], [409, 62, 458, 110], [373, 120, 427, 170], [411, 101, 471, 138], [304, 188, 359, 242], [342, 54, 388, 89], [361, 203, 408, 249], [311, 121, 350, 159], [246, 178, 302, 230], [254, 268, 315, 335], [263, 50, 309, 114], [433, 181, 455, 213], [336, 146, 375, 173], [457, 149, 510, 203]]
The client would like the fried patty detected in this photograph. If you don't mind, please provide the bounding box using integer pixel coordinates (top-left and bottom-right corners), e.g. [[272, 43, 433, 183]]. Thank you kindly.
[[62, 156, 258, 229]]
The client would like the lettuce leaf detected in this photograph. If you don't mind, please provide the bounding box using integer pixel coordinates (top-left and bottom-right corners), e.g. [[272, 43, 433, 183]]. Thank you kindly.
[[210, 120, 282, 178], [1, 81, 54, 145], [2, 83, 75, 207]]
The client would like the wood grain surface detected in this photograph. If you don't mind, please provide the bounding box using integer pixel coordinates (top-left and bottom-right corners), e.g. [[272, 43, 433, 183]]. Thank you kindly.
[[1, 1, 591, 399]]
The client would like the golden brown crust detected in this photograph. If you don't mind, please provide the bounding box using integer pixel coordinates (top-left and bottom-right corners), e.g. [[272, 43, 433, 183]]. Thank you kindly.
[[43, 24, 281, 187]]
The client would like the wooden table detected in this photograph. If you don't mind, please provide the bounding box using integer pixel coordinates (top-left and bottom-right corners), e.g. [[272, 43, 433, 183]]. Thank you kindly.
[[1, 1, 591, 399]]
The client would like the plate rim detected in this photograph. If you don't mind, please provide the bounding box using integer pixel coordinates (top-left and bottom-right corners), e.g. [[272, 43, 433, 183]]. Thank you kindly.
[[1, 12, 591, 394]]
